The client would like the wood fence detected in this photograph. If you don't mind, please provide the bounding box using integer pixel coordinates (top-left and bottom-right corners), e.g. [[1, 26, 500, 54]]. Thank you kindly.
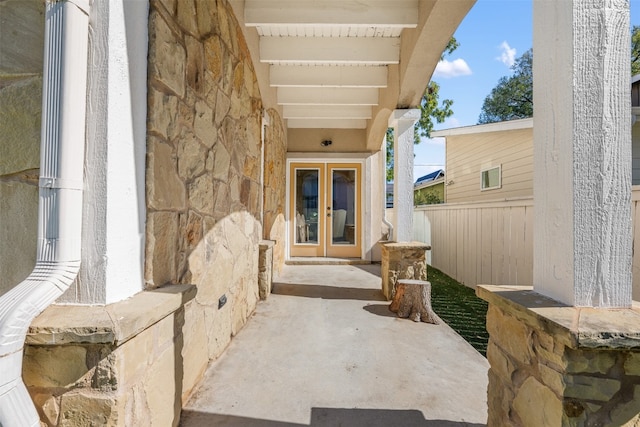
[[410, 188, 640, 300]]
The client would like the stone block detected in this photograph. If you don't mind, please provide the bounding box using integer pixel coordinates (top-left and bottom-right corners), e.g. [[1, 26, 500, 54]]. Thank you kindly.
[[194, 100, 215, 147], [114, 324, 155, 388], [0, 181, 38, 294], [0, 0, 44, 74], [147, 138, 186, 210], [31, 392, 60, 426], [0, 77, 42, 175], [23, 345, 88, 389], [205, 37, 224, 83], [486, 305, 533, 365], [513, 377, 562, 426], [188, 175, 215, 215], [564, 348, 617, 375], [59, 391, 117, 426], [143, 346, 181, 427], [146, 211, 179, 286], [538, 363, 565, 397], [149, 10, 186, 98], [177, 130, 207, 179], [487, 342, 516, 383], [181, 301, 209, 400], [380, 242, 429, 300], [624, 352, 640, 376], [176, 0, 198, 38], [564, 375, 621, 402], [147, 87, 178, 141]]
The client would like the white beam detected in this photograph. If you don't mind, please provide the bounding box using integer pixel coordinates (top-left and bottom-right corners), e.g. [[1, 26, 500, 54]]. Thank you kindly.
[[287, 118, 368, 129], [245, 0, 418, 28], [260, 37, 400, 65], [270, 65, 387, 88], [277, 87, 379, 105], [283, 105, 372, 119]]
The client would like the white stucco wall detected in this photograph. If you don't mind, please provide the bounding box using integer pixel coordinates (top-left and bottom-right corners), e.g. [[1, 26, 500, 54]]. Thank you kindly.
[[61, 0, 148, 304]]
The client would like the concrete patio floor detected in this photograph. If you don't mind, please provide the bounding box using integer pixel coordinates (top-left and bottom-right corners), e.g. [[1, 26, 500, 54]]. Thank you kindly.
[[180, 264, 489, 427]]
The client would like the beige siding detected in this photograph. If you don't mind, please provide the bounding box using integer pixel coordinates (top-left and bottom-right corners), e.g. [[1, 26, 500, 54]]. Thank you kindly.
[[415, 187, 640, 300], [445, 127, 533, 203]]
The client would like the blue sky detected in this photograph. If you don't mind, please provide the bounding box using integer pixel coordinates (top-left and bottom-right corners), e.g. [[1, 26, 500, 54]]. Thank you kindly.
[[413, 0, 640, 180]]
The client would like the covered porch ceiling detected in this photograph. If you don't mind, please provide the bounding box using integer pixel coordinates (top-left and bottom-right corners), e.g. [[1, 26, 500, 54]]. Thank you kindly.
[[240, 0, 475, 149]]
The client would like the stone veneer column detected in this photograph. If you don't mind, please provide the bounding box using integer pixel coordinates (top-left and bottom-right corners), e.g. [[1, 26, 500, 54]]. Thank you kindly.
[[388, 109, 420, 243], [380, 242, 430, 300], [478, 285, 640, 426], [258, 240, 275, 300]]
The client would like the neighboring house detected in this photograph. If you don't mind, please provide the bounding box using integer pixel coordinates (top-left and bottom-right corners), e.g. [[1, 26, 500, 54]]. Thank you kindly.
[[386, 182, 394, 208], [432, 118, 534, 204], [414, 169, 445, 205]]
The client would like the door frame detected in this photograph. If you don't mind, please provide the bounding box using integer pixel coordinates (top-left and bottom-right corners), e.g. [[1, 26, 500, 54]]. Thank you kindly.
[[286, 158, 364, 259]]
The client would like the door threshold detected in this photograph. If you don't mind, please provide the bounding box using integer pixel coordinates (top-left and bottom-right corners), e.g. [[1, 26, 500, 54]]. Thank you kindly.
[[286, 257, 371, 266]]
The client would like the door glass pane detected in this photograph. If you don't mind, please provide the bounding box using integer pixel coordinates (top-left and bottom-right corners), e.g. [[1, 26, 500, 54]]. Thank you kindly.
[[331, 169, 356, 245], [294, 169, 319, 244]]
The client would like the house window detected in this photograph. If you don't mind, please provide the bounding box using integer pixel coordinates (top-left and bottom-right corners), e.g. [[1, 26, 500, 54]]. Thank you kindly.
[[481, 165, 501, 190]]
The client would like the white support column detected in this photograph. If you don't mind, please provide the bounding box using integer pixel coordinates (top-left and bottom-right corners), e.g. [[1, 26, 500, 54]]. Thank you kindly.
[[533, 0, 632, 307], [389, 109, 419, 242], [60, 0, 149, 305]]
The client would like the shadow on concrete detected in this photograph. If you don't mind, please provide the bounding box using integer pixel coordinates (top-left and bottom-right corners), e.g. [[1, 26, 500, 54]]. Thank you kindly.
[[180, 408, 486, 427], [362, 303, 396, 318], [272, 282, 385, 301]]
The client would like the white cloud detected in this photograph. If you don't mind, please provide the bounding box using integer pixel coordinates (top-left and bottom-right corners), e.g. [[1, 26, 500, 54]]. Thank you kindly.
[[424, 136, 446, 146], [443, 117, 461, 129], [496, 41, 516, 68], [433, 58, 472, 78]]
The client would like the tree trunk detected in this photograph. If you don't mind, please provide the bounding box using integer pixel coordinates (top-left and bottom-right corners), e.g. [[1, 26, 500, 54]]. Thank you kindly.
[[389, 279, 439, 324]]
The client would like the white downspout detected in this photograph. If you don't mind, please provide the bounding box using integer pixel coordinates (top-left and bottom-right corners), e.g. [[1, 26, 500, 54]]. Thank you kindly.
[[0, 1, 90, 425]]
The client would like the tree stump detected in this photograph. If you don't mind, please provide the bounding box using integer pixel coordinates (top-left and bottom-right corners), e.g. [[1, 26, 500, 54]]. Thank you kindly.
[[389, 279, 439, 324]]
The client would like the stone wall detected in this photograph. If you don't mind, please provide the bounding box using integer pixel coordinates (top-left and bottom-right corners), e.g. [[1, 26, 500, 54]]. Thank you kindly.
[[479, 285, 640, 426], [380, 242, 430, 300], [263, 107, 286, 276], [0, 0, 44, 295], [146, 0, 279, 366], [24, 285, 197, 426]]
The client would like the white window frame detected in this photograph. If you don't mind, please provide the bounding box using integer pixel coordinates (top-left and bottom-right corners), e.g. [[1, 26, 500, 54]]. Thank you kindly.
[[480, 165, 502, 191]]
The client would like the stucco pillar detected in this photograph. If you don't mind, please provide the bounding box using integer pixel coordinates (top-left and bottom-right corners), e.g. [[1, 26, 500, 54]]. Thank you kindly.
[[533, 0, 632, 308], [389, 109, 419, 243], [60, 0, 149, 304]]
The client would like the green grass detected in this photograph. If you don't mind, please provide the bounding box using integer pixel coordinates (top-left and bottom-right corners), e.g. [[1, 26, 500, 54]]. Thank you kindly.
[[427, 265, 489, 357]]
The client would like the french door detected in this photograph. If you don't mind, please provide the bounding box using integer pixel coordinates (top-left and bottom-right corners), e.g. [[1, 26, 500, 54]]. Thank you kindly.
[[289, 162, 362, 258]]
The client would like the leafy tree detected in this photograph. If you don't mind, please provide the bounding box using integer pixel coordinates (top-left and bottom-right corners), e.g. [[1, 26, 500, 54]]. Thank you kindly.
[[632, 25, 640, 75], [386, 38, 458, 181], [478, 49, 533, 124], [414, 190, 443, 206]]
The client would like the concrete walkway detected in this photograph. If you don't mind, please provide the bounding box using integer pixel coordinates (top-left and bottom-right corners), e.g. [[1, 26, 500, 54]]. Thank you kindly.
[[181, 264, 489, 427]]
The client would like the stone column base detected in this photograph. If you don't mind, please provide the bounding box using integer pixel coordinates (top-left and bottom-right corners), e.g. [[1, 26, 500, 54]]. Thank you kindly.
[[380, 241, 431, 300], [24, 284, 202, 426], [478, 285, 640, 426], [258, 240, 275, 300]]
